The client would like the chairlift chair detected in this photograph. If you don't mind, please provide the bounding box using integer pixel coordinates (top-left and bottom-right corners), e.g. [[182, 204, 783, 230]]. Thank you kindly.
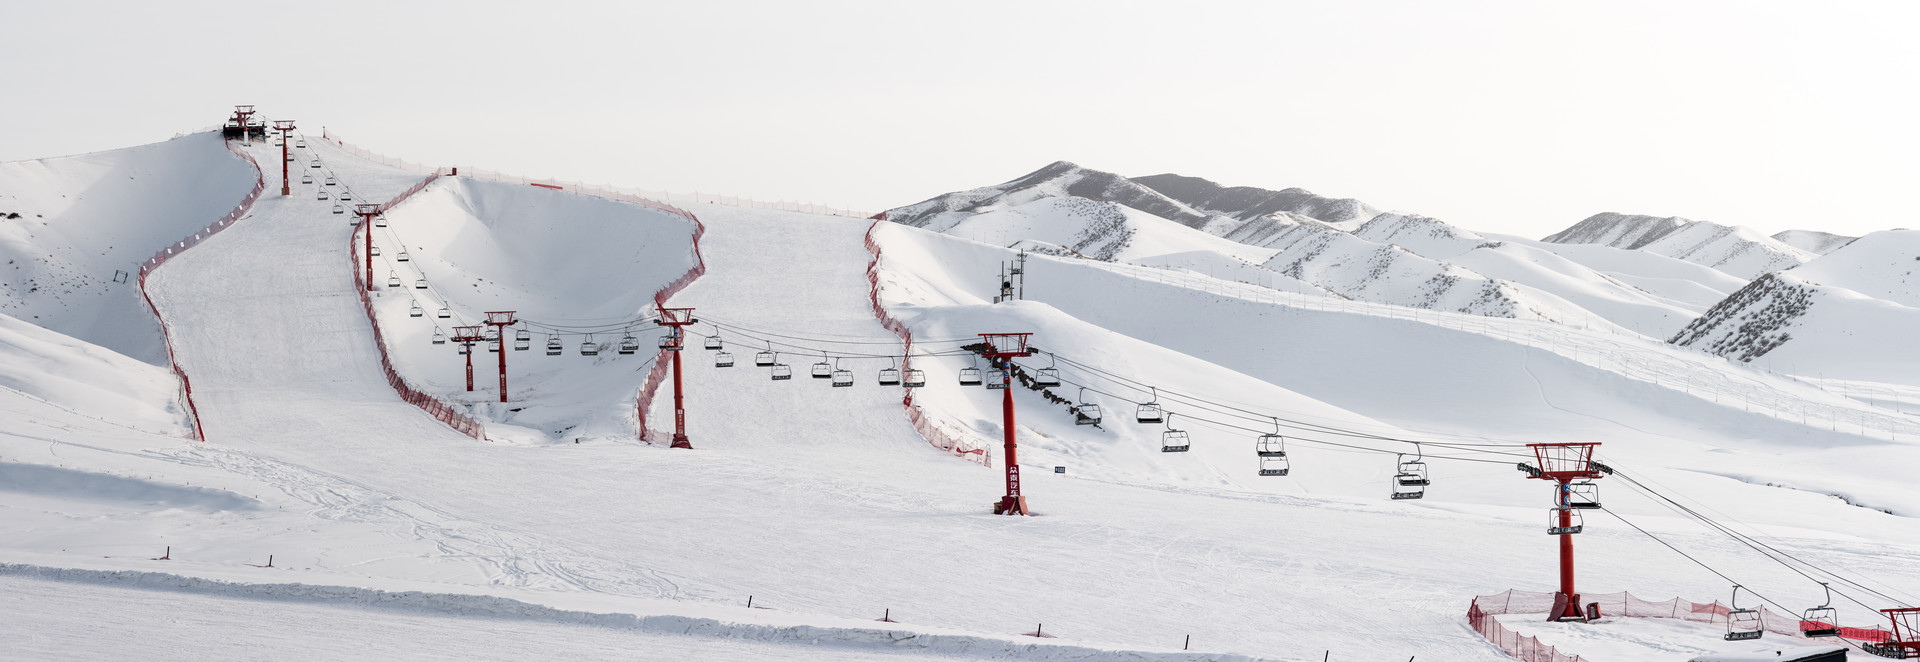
[[338, 190, 351, 201], [301, 174, 313, 184], [1567, 481, 1601, 509], [986, 366, 1008, 389], [396, 251, 410, 262], [1725, 586, 1765, 641], [487, 339, 501, 353], [1257, 419, 1289, 476], [370, 245, 381, 256], [878, 363, 902, 386], [408, 302, 423, 317], [1136, 387, 1165, 424], [1547, 507, 1584, 535], [1073, 387, 1102, 426], [580, 335, 600, 356], [1161, 414, 1190, 453], [458, 342, 471, 356], [332, 204, 344, 215], [1396, 448, 1431, 486], [1034, 354, 1061, 387], [413, 278, 427, 289], [714, 351, 735, 368], [831, 367, 854, 388], [386, 272, 402, 288], [657, 330, 681, 352], [324, 176, 336, 186], [432, 329, 447, 345], [545, 335, 562, 356], [374, 215, 386, 227], [811, 354, 833, 379], [317, 190, 330, 200], [754, 344, 776, 367], [704, 335, 722, 351], [903, 368, 926, 388], [513, 328, 530, 351], [310, 159, 322, 168], [436, 306, 450, 319], [958, 364, 982, 386], [771, 362, 793, 380], [1802, 584, 1841, 638], [619, 333, 640, 355], [295, 138, 306, 148]]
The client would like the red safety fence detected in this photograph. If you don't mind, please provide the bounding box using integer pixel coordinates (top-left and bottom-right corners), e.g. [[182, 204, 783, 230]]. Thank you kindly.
[[864, 222, 989, 464], [137, 137, 268, 441], [1469, 589, 1893, 662], [346, 172, 488, 441]]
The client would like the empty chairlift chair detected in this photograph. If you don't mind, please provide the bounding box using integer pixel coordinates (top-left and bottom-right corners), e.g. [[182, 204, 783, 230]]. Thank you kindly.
[[811, 354, 833, 379], [831, 361, 854, 388], [986, 364, 1008, 389], [295, 138, 306, 148], [370, 244, 381, 256], [1136, 387, 1166, 424], [301, 174, 313, 184], [771, 359, 793, 381], [317, 189, 329, 200], [704, 334, 723, 351], [396, 251, 410, 262], [513, 327, 530, 351], [484, 328, 500, 353], [656, 329, 680, 352], [332, 204, 345, 215], [714, 350, 734, 368], [409, 302, 423, 317], [754, 343, 776, 367], [310, 158, 322, 168], [878, 359, 902, 386], [581, 334, 600, 356], [619, 333, 641, 355], [1161, 414, 1190, 453], [436, 306, 451, 319], [374, 214, 387, 227], [958, 358, 982, 386], [546, 335, 563, 356], [324, 176, 336, 186], [1567, 481, 1600, 510], [338, 190, 351, 201], [387, 272, 402, 288], [903, 368, 926, 388], [1801, 584, 1840, 638], [1547, 506, 1583, 535], [1074, 387, 1102, 426], [1391, 449, 1429, 500], [414, 277, 427, 290], [1034, 354, 1062, 387], [432, 329, 447, 345], [1725, 586, 1765, 641], [1256, 420, 1289, 476]]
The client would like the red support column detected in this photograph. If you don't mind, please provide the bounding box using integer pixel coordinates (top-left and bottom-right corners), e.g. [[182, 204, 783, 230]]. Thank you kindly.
[[273, 120, 295, 196], [452, 326, 484, 392], [1558, 481, 1579, 619], [980, 333, 1034, 516], [355, 205, 380, 292], [1524, 443, 1604, 622], [485, 312, 516, 403], [657, 308, 696, 449]]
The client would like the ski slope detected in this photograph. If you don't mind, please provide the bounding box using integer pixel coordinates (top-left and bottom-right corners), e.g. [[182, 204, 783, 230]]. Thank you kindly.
[[5, 130, 1920, 661]]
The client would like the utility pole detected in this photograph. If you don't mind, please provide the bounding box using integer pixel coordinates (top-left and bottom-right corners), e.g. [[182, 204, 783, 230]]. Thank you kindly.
[[451, 326, 484, 392], [1520, 443, 1608, 621], [273, 120, 296, 195], [1014, 249, 1027, 300], [657, 308, 697, 449], [981, 333, 1035, 515], [485, 311, 516, 402], [355, 204, 380, 291], [233, 105, 254, 144]]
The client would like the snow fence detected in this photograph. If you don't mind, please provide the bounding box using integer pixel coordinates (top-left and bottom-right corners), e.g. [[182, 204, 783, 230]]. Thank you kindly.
[[864, 221, 991, 464], [1469, 589, 1894, 662], [137, 135, 267, 441]]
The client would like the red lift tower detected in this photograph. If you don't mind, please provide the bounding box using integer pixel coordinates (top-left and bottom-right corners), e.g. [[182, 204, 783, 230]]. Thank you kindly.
[[273, 119, 296, 195], [355, 204, 380, 291], [981, 333, 1034, 515], [485, 311, 516, 402], [656, 308, 696, 449], [1521, 442, 1608, 621], [451, 325, 484, 392], [233, 105, 255, 144]]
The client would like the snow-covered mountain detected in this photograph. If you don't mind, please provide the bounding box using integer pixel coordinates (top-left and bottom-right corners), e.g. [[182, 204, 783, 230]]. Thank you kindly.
[[1542, 212, 1814, 280], [885, 161, 1216, 230], [1780, 229, 1920, 308], [1772, 229, 1856, 255], [1670, 271, 1920, 386], [1129, 172, 1383, 231]]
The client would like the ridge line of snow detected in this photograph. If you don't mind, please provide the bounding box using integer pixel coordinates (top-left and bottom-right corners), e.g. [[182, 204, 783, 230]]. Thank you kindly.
[[0, 563, 1266, 661], [137, 136, 266, 441]]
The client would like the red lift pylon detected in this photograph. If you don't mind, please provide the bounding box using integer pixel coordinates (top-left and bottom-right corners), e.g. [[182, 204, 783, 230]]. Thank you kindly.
[[273, 119, 296, 196], [1521, 442, 1608, 621], [657, 308, 696, 449], [485, 311, 516, 403], [233, 105, 255, 144], [980, 333, 1034, 515], [451, 325, 484, 392], [355, 204, 380, 291]]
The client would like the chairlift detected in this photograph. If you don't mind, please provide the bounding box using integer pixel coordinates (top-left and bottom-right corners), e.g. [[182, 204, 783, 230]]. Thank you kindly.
[[618, 333, 640, 355], [546, 335, 562, 355], [704, 334, 722, 351], [1567, 481, 1600, 510], [1547, 506, 1584, 535], [1257, 418, 1289, 476], [878, 358, 902, 386], [325, 176, 336, 186], [1034, 354, 1061, 387], [338, 190, 351, 201], [811, 354, 833, 379], [1391, 447, 1427, 499], [374, 215, 386, 227], [754, 343, 776, 367], [300, 174, 313, 184], [771, 361, 793, 380], [332, 204, 344, 215], [903, 368, 927, 388], [958, 362, 982, 386], [580, 334, 600, 356], [487, 338, 501, 353], [457, 341, 470, 356], [986, 365, 1008, 389], [1725, 586, 1764, 641], [370, 245, 381, 256], [413, 277, 427, 289], [714, 351, 735, 368], [831, 360, 854, 388], [657, 330, 681, 352], [396, 251, 410, 262], [513, 327, 530, 351], [436, 306, 450, 319], [1136, 387, 1166, 423], [317, 190, 330, 200], [1074, 387, 1102, 425], [1161, 413, 1190, 453], [432, 329, 447, 345], [408, 302, 423, 317], [386, 272, 402, 288], [1802, 583, 1840, 638], [310, 159, 322, 168], [295, 138, 306, 148]]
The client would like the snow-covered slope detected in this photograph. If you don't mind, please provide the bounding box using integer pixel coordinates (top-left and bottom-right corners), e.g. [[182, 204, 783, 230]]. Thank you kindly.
[[927, 196, 1276, 264], [1669, 272, 1920, 386], [1772, 229, 1856, 255], [1497, 235, 1750, 313], [0, 132, 257, 363], [1543, 212, 1814, 280], [886, 161, 1215, 230], [1781, 229, 1920, 308], [0, 311, 187, 435], [1129, 172, 1382, 231]]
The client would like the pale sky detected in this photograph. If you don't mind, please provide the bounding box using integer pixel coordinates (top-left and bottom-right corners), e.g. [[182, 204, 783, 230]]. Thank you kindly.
[[5, 0, 1917, 238]]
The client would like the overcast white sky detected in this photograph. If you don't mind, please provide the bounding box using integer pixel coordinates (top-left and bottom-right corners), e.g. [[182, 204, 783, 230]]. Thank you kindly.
[[4, 1, 1917, 237]]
